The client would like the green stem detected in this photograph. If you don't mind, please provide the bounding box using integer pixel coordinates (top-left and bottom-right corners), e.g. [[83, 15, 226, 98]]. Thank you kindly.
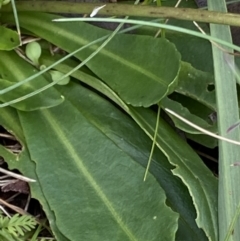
[[2, 1, 240, 27]]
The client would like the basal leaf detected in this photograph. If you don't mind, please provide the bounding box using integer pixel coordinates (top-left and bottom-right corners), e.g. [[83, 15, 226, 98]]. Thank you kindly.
[[40, 53, 209, 241], [0, 53, 214, 241], [17, 82, 178, 241], [1, 12, 181, 107], [0, 26, 20, 50], [0, 51, 64, 111]]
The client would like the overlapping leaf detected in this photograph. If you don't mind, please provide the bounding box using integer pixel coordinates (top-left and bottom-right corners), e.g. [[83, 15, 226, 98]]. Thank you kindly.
[[0, 9, 218, 241], [40, 53, 215, 241], [1, 12, 181, 107], [15, 82, 178, 241]]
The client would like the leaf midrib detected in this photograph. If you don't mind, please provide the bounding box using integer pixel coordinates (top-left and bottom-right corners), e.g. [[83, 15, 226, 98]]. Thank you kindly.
[[42, 109, 138, 241]]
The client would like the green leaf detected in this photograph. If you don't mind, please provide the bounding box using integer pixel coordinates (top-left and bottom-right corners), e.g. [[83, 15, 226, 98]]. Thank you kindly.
[[161, 62, 218, 147], [161, 97, 217, 134], [1, 214, 36, 237], [166, 32, 213, 74], [176, 62, 216, 110], [0, 51, 64, 111], [0, 107, 70, 241], [3, 12, 181, 107], [126, 107, 218, 241], [0, 229, 22, 241], [39, 54, 210, 241], [0, 26, 20, 50], [16, 82, 178, 241]]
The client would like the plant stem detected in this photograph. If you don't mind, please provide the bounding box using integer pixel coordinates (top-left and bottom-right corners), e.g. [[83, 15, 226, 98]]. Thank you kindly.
[[2, 1, 240, 27]]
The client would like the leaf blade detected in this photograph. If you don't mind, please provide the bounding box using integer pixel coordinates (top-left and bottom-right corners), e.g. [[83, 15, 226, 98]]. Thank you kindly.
[[5, 12, 181, 107], [18, 82, 178, 241]]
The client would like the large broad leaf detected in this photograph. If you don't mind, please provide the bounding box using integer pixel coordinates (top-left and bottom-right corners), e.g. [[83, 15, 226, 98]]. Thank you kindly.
[[1, 12, 181, 107], [41, 51, 218, 149], [0, 51, 64, 111], [13, 82, 179, 241], [0, 80, 205, 241], [0, 53, 215, 240], [57, 78, 209, 241], [0, 25, 20, 50], [40, 53, 213, 241]]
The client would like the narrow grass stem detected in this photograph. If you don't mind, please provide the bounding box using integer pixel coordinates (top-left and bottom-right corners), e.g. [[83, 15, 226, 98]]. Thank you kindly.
[[143, 103, 160, 181]]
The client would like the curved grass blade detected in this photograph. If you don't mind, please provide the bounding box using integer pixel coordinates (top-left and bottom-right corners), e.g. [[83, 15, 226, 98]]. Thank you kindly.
[[10, 0, 21, 44], [143, 102, 160, 181], [54, 17, 240, 52]]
